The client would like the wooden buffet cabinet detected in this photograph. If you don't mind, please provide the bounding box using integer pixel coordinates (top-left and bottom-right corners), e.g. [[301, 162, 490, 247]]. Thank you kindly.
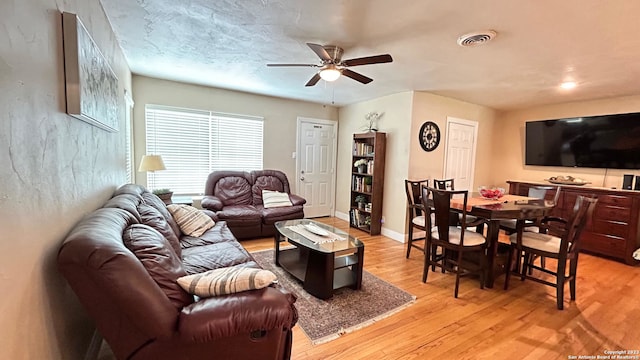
[[508, 181, 640, 265]]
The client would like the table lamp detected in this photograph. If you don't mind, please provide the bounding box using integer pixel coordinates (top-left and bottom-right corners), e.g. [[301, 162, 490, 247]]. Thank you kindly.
[[138, 154, 166, 190]]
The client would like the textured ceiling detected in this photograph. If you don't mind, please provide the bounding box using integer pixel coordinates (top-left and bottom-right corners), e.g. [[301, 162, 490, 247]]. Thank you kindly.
[[100, 0, 640, 110]]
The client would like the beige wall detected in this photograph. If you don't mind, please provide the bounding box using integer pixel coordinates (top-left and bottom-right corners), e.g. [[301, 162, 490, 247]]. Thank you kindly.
[[337, 92, 413, 237], [132, 76, 338, 194], [0, 1, 131, 359], [409, 92, 498, 187], [492, 95, 640, 190]]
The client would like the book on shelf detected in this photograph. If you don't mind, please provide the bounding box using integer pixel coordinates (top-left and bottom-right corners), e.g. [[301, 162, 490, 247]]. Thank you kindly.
[[353, 142, 374, 156], [349, 208, 370, 228]]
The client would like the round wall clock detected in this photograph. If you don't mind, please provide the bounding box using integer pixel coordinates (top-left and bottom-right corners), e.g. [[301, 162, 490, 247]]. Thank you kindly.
[[419, 121, 440, 152]]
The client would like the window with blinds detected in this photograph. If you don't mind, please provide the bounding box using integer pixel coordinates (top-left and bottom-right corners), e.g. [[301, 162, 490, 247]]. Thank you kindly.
[[145, 105, 263, 194]]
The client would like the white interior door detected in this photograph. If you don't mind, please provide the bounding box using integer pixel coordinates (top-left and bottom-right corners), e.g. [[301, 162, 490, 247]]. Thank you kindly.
[[443, 117, 478, 191], [296, 117, 337, 218]]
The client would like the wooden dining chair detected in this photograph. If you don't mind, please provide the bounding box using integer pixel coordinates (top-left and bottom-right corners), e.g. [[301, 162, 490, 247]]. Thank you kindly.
[[500, 186, 561, 273], [504, 195, 597, 310], [499, 186, 561, 234], [404, 179, 430, 258], [421, 186, 488, 298], [433, 178, 484, 233], [433, 178, 454, 190]]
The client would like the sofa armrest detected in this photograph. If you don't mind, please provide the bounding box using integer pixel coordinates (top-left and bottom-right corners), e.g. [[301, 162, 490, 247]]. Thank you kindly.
[[201, 195, 223, 211], [178, 287, 297, 342], [288, 194, 306, 206], [200, 209, 218, 221]]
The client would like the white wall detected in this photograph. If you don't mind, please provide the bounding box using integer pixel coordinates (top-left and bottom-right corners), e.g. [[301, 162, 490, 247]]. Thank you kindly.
[[492, 95, 640, 189], [0, 1, 131, 358], [337, 92, 413, 238], [132, 76, 338, 194]]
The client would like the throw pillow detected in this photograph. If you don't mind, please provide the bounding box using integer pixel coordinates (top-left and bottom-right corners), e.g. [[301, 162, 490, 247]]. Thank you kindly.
[[262, 190, 293, 208], [177, 266, 277, 297], [167, 204, 215, 237]]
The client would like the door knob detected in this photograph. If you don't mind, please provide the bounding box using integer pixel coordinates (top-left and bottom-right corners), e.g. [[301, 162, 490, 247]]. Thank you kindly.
[[300, 177, 305, 181]]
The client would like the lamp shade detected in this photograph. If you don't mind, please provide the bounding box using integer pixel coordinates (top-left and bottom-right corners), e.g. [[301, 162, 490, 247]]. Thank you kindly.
[[138, 155, 166, 172]]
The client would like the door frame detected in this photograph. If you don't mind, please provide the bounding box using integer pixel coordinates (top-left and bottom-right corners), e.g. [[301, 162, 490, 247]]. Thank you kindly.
[[442, 116, 478, 191], [296, 117, 338, 216]]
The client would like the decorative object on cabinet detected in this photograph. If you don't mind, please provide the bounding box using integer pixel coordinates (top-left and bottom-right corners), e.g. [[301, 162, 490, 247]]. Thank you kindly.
[[350, 132, 386, 235], [364, 111, 383, 132], [61, 12, 119, 132], [355, 195, 367, 210], [545, 175, 590, 186], [354, 159, 368, 173], [419, 121, 440, 152], [508, 180, 640, 265], [152, 188, 173, 205], [478, 186, 505, 200]]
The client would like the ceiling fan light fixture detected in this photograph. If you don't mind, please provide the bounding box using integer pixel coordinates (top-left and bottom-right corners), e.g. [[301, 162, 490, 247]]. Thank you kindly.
[[319, 66, 341, 82]]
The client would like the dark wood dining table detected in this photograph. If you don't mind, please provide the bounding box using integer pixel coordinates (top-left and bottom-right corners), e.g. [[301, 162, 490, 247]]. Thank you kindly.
[[450, 194, 556, 288]]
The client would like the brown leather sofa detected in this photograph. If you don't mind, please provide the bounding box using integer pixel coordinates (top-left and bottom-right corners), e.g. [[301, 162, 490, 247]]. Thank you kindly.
[[202, 170, 305, 239], [58, 184, 297, 360]]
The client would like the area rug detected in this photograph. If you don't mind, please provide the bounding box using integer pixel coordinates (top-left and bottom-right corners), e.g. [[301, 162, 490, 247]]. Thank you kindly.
[[250, 249, 416, 345]]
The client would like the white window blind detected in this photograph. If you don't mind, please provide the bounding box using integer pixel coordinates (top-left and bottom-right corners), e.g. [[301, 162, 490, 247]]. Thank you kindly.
[[145, 105, 263, 194]]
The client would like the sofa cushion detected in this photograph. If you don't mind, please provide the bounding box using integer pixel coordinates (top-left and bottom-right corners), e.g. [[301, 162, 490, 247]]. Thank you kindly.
[[181, 241, 259, 274], [180, 221, 237, 249], [141, 191, 182, 238], [177, 266, 276, 297], [262, 190, 293, 208], [259, 205, 304, 224], [167, 204, 215, 237], [214, 176, 253, 206], [215, 205, 262, 222], [138, 203, 182, 258], [252, 173, 286, 205], [123, 224, 193, 309]]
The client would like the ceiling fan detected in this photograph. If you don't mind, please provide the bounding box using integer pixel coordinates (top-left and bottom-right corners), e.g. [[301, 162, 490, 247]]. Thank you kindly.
[[267, 43, 393, 86]]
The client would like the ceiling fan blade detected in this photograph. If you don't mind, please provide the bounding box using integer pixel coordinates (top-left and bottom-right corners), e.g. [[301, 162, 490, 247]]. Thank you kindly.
[[267, 63, 318, 67], [342, 69, 373, 84], [343, 54, 393, 67], [307, 43, 332, 61], [305, 73, 321, 87]]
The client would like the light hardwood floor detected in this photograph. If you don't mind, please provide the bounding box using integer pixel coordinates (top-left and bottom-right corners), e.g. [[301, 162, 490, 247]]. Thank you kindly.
[[242, 217, 640, 360]]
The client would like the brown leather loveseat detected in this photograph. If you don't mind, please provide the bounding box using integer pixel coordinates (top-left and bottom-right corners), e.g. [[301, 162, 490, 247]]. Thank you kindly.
[[58, 184, 297, 360], [202, 170, 305, 239]]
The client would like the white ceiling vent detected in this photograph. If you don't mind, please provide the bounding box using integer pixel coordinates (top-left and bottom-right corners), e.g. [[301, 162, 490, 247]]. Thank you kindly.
[[457, 30, 497, 47]]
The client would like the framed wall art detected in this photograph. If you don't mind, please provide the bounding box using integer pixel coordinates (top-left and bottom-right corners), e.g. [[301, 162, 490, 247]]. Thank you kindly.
[[62, 12, 119, 132]]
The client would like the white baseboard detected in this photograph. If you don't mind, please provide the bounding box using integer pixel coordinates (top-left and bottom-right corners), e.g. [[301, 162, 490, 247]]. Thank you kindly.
[[334, 211, 405, 243], [381, 227, 404, 243], [334, 210, 350, 222]]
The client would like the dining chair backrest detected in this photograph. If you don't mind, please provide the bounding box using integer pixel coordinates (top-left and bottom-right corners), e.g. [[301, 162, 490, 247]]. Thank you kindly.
[[405, 179, 429, 219], [563, 196, 597, 255], [528, 186, 550, 199], [433, 178, 454, 190], [405, 179, 431, 258], [425, 187, 471, 245], [528, 186, 562, 205]]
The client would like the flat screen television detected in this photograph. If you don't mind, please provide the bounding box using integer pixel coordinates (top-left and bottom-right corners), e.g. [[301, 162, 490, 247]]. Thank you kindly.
[[525, 112, 640, 169]]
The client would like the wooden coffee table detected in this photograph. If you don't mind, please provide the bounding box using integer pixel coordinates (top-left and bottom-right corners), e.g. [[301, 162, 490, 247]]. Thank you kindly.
[[274, 219, 364, 300]]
